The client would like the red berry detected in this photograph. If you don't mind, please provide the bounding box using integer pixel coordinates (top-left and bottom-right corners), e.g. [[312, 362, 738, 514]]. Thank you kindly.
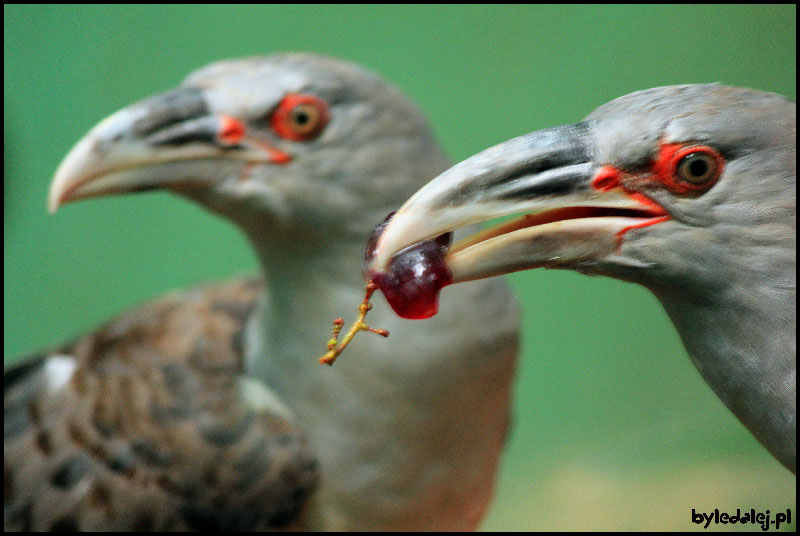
[[365, 213, 453, 320]]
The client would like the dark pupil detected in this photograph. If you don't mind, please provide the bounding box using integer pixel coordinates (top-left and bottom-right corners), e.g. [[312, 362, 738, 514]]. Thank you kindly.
[[293, 108, 310, 125], [688, 157, 708, 177]]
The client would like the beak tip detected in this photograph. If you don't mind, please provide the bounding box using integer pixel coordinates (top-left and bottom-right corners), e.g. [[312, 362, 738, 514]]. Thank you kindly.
[[47, 179, 68, 214], [47, 191, 59, 214], [370, 209, 426, 271]]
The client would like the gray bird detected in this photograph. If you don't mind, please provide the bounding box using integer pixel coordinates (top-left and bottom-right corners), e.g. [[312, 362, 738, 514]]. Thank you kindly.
[[371, 84, 796, 473], [5, 54, 520, 531]]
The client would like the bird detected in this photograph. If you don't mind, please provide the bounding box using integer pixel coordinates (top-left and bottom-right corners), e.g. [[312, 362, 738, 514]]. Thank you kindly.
[[371, 84, 796, 474], [4, 53, 520, 531]]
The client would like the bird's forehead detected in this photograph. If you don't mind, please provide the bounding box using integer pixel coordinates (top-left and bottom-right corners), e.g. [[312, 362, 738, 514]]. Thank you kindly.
[[181, 58, 313, 118], [587, 84, 795, 168], [585, 84, 767, 167]]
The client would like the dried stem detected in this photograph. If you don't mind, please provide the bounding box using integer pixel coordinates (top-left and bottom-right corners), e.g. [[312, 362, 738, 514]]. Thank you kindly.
[[318, 280, 389, 365]]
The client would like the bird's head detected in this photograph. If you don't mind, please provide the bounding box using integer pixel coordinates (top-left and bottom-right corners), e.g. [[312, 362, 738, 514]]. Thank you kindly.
[[49, 54, 448, 247], [371, 84, 796, 299]]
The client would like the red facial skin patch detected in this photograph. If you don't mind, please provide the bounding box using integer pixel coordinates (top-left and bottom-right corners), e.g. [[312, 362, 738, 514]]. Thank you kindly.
[[590, 165, 669, 242], [652, 143, 724, 195], [591, 142, 724, 241], [218, 115, 245, 145], [591, 165, 621, 191], [218, 115, 292, 165], [260, 142, 292, 165], [615, 215, 671, 241], [591, 165, 667, 217]]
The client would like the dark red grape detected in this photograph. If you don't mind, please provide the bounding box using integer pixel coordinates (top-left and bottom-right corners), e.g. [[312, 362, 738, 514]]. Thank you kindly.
[[364, 212, 453, 320]]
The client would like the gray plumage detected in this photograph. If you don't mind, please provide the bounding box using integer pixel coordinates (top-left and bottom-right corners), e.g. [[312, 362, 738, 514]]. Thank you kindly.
[[6, 54, 520, 531], [588, 86, 796, 472], [373, 84, 795, 473]]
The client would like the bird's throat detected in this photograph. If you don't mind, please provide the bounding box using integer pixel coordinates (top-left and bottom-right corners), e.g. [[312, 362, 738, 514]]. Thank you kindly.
[[242, 231, 519, 529]]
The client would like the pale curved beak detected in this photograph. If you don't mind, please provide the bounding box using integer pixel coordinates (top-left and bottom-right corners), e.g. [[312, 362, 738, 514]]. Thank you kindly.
[[370, 122, 668, 283], [48, 86, 287, 213]]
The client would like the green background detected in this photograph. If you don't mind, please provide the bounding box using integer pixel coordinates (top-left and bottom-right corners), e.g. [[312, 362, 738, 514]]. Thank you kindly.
[[4, 5, 795, 531]]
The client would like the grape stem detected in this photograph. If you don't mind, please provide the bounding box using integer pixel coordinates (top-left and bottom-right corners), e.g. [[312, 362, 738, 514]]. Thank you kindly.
[[319, 281, 389, 365]]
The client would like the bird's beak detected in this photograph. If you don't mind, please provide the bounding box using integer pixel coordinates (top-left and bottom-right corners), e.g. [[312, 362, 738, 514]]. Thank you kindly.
[[48, 86, 289, 213], [371, 122, 669, 283]]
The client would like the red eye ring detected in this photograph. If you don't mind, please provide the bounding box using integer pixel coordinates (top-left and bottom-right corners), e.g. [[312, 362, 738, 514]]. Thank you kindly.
[[653, 143, 725, 195], [270, 94, 329, 142]]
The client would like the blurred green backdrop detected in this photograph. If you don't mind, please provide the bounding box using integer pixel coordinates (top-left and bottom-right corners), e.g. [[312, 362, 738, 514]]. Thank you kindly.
[[4, 5, 795, 531]]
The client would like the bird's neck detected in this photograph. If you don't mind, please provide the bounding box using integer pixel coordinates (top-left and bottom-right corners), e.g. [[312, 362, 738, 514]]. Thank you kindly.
[[253, 230, 368, 329], [239, 225, 519, 530], [241, 228, 377, 385], [655, 277, 796, 472]]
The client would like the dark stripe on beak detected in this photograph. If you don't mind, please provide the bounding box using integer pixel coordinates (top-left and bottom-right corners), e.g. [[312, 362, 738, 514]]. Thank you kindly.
[[434, 122, 592, 208], [147, 116, 238, 148], [494, 163, 595, 200], [131, 86, 209, 138]]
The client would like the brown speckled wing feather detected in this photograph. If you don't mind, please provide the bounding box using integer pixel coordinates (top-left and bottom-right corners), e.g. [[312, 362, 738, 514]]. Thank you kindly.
[[4, 278, 317, 531]]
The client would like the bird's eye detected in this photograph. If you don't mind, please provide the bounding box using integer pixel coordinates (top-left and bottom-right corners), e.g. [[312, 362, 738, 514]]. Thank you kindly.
[[270, 94, 329, 142], [677, 151, 719, 185], [653, 143, 724, 195]]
